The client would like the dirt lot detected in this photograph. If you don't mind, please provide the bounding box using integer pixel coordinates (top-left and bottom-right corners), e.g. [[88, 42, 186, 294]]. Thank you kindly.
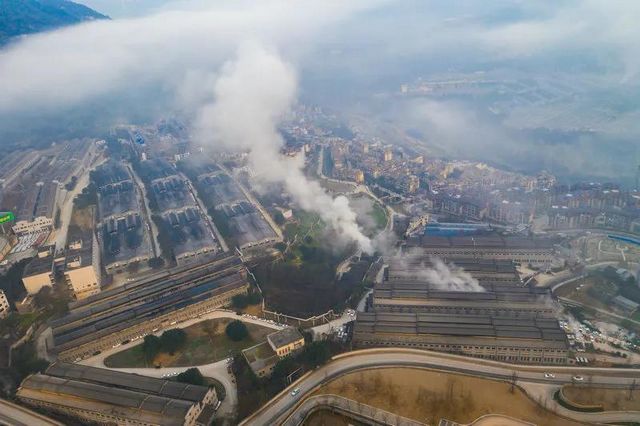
[[104, 318, 273, 368], [312, 368, 582, 425], [563, 385, 640, 411], [555, 276, 612, 311]]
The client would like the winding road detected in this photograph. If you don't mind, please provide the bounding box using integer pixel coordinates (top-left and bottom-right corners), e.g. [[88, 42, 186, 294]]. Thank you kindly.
[[241, 348, 640, 425]]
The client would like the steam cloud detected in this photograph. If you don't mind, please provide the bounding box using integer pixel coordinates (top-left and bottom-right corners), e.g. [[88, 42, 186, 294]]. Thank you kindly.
[[192, 43, 373, 252], [423, 258, 485, 291], [390, 251, 485, 292], [420, 258, 485, 292]]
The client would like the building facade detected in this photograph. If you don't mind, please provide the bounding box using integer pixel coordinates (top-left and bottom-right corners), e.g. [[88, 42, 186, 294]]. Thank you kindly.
[[63, 236, 102, 300], [17, 362, 217, 426], [0, 290, 10, 319], [354, 312, 569, 364]]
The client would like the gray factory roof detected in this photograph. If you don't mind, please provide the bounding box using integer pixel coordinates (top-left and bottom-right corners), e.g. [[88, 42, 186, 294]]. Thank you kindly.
[[19, 374, 195, 422], [65, 253, 242, 312], [374, 279, 550, 302], [406, 235, 555, 250], [387, 257, 518, 274], [51, 273, 246, 350], [355, 312, 568, 349], [45, 362, 210, 402], [373, 297, 555, 310], [268, 327, 304, 349], [23, 248, 54, 277]]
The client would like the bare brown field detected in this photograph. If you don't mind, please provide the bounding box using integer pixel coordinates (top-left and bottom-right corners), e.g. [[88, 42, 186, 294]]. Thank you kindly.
[[312, 368, 582, 425]]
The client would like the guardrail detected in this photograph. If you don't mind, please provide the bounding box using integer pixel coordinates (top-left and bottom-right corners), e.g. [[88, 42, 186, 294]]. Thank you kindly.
[[282, 394, 426, 426]]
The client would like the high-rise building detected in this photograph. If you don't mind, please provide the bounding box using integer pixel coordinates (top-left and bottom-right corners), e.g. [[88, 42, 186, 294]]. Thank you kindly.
[[63, 236, 101, 300]]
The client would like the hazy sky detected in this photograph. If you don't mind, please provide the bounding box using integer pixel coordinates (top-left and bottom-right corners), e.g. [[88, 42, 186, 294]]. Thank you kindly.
[[1, 0, 639, 183]]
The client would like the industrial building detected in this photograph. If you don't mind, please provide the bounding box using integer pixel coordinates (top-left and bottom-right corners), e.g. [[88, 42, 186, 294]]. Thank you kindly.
[[243, 328, 306, 378], [161, 207, 219, 267], [386, 257, 521, 284], [372, 280, 559, 318], [267, 327, 305, 357], [354, 254, 569, 364], [21, 245, 55, 295], [17, 362, 217, 426], [62, 233, 102, 300], [93, 161, 155, 274], [354, 312, 569, 364], [50, 253, 248, 361], [404, 235, 555, 268]]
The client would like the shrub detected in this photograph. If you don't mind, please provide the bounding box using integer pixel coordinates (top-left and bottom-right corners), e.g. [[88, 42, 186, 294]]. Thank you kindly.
[[160, 329, 187, 355], [225, 320, 249, 342]]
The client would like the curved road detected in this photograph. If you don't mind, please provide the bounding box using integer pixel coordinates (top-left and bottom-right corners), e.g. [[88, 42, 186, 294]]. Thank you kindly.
[[241, 348, 640, 425]]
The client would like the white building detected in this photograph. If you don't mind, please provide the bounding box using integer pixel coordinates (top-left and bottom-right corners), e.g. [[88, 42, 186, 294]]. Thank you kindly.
[[0, 290, 10, 319]]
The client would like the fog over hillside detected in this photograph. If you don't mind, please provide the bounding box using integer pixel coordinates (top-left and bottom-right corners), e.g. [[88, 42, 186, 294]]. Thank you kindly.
[[1, 0, 639, 184]]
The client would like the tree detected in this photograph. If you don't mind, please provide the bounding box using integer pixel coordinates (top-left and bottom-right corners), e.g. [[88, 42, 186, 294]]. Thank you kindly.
[[148, 257, 165, 269], [160, 329, 187, 355], [127, 260, 140, 273], [175, 368, 206, 386], [232, 294, 249, 309], [225, 320, 248, 341], [273, 211, 285, 225], [142, 335, 161, 364], [302, 342, 330, 367]]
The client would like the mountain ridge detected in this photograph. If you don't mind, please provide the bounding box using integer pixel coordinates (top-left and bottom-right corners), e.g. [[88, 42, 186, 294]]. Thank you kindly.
[[0, 0, 109, 45]]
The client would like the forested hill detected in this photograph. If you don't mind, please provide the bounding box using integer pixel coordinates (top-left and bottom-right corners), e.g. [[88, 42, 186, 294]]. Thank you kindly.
[[0, 0, 109, 45]]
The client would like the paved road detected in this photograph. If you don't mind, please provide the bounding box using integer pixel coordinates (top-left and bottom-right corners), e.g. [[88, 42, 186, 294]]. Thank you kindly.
[[241, 348, 640, 425], [0, 399, 64, 426]]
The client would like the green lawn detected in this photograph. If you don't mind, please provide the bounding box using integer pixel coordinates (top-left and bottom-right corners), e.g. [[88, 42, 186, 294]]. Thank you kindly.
[[104, 318, 274, 368], [370, 202, 388, 231]]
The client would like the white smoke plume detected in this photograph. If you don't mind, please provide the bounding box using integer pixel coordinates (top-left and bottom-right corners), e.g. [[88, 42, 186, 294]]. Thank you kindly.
[[192, 43, 373, 252], [422, 257, 485, 292], [389, 250, 485, 292]]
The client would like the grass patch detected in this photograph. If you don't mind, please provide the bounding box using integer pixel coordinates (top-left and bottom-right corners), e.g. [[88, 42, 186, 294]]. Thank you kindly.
[[104, 318, 274, 368]]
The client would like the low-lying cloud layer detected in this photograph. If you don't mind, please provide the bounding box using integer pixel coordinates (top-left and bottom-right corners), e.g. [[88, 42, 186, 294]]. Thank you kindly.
[[1, 0, 639, 183]]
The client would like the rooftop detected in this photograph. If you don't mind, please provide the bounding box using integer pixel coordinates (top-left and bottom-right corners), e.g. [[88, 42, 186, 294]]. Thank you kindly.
[[18, 374, 195, 425], [23, 247, 54, 277], [355, 311, 568, 349], [406, 235, 556, 250], [267, 327, 304, 350], [45, 362, 210, 402]]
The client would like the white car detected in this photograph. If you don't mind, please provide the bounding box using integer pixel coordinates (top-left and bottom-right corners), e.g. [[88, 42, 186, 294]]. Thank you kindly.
[[290, 388, 300, 397], [544, 373, 555, 379], [573, 375, 584, 381]]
